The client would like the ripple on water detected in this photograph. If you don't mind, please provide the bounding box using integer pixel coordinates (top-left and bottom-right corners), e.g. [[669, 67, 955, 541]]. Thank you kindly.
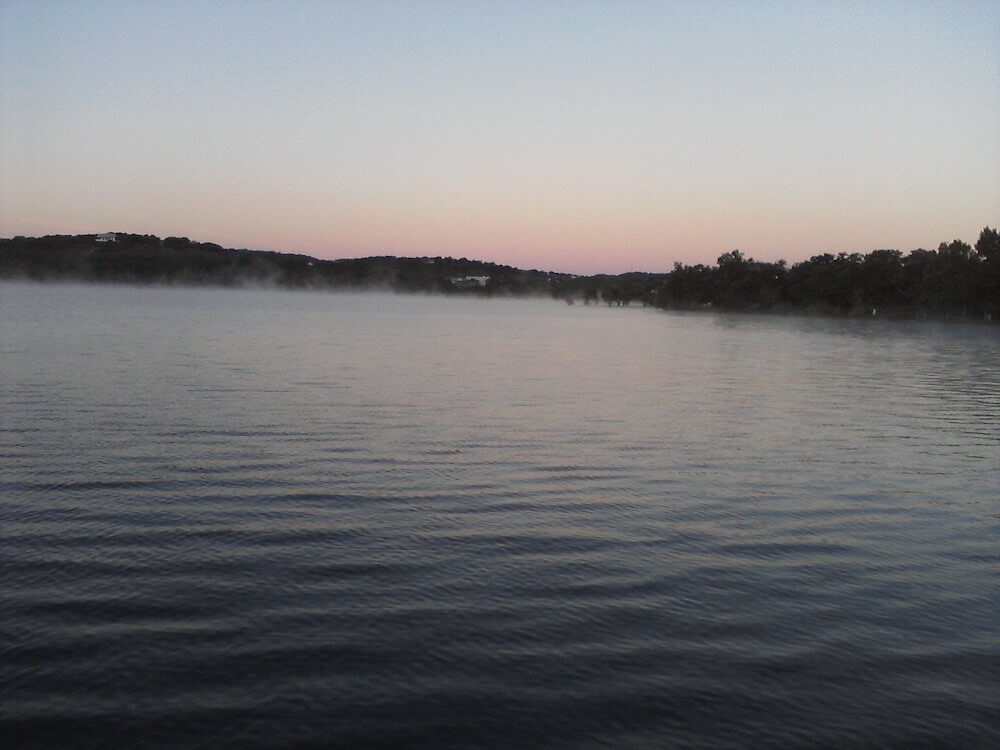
[[2, 284, 998, 748]]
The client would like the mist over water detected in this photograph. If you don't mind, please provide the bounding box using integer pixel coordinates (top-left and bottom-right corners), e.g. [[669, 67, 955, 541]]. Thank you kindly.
[[2, 282, 998, 749]]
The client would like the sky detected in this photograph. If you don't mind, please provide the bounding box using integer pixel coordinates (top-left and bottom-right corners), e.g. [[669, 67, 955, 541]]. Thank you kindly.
[[1, 1, 998, 274]]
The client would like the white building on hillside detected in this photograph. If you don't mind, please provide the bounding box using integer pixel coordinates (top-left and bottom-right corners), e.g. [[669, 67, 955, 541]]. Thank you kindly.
[[449, 275, 490, 288]]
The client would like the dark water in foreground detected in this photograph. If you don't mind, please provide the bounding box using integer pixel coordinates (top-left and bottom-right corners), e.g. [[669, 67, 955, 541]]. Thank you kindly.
[[1, 282, 998, 749]]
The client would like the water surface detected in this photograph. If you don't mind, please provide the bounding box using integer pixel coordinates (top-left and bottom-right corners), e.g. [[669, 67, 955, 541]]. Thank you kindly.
[[2, 282, 997, 748]]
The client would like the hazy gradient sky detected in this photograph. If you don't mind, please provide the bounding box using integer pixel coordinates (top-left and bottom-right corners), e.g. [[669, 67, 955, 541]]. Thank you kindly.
[[1, 1, 998, 274]]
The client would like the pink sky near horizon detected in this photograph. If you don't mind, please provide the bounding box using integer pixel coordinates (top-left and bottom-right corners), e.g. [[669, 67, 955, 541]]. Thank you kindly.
[[2, 1, 997, 275]]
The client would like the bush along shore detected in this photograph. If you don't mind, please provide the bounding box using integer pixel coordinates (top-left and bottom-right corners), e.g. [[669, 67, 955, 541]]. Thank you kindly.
[[2, 228, 997, 321]]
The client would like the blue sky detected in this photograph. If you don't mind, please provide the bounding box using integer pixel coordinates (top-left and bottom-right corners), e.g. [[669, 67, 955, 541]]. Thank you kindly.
[[1, 0, 997, 273]]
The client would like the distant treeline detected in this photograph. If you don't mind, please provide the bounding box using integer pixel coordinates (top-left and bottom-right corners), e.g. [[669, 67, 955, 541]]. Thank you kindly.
[[2, 228, 998, 320], [554, 227, 999, 321], [0, 233, 560, 296]]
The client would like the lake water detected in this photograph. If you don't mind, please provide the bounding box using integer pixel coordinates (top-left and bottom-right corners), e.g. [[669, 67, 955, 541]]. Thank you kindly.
[[1, 281, 997, 749]]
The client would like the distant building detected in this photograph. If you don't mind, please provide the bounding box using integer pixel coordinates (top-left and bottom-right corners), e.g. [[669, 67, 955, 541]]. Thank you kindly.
[[448, 275, 490, 288], [95, 232, 117, 242]]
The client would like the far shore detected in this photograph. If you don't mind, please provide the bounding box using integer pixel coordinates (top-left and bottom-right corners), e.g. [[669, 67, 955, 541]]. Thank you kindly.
[[2, 230, 997, 322]]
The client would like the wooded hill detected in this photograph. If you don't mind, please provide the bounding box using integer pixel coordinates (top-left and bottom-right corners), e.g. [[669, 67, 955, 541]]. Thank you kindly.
[[0, 234, 562, 296], [2, 229, 997, 320]]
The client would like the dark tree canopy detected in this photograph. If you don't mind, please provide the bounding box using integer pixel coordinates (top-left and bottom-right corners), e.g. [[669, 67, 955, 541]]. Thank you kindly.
[[2, 228, 997, 321]]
